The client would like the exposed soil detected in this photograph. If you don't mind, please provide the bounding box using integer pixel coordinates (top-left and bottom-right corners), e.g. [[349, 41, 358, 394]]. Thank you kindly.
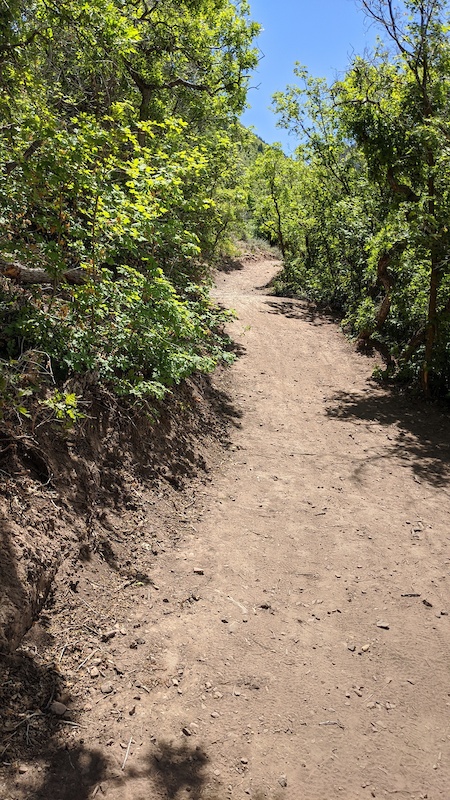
[[2, 254, 450, 800]]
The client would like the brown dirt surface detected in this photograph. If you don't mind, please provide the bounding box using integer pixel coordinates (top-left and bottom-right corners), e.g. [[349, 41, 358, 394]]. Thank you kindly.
[[2, 254, 450, 800]]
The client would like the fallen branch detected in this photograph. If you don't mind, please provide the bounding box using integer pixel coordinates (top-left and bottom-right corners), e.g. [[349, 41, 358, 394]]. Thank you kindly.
[[0, 256, 86, 285]]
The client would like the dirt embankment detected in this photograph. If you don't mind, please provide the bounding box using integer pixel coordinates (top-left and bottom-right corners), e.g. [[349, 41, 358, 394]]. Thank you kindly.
[[0, 373, 235, 653], [2, 252, 450, 800]]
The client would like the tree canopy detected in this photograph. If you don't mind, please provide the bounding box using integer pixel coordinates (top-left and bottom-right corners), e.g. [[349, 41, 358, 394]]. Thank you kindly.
[[0, 0, 260, 424]]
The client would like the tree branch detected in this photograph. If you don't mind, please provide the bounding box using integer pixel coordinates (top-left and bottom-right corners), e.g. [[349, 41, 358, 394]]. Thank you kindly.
[[0, 257, 86, 285]]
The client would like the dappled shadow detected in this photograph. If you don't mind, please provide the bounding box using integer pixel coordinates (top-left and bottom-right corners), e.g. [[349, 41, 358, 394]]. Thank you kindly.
[[0, 664, 211, 799], [208, 384, 243, 429], [263, 298, 339, 326], [0, 651, 97, 800], [0, 651, 112, 800], [31, 745, 109, 800], [264, 299, 305, 320], [326, 389, 450, 488], [216, 255, 244, 273], [148, 739, 209, 799]]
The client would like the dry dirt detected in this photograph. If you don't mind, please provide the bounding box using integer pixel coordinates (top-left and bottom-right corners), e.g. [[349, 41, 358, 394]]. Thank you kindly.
[[2, 255, 450, 800]]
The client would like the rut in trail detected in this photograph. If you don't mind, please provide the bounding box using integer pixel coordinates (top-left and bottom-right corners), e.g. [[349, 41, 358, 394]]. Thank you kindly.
[[18, 256, 450, 799]]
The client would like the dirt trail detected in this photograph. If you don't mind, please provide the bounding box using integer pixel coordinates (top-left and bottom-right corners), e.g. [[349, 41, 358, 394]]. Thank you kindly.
[[5, 256, 450, 800]]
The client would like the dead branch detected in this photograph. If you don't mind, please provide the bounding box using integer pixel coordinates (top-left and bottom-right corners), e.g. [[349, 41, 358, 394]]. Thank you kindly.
[[0, 256, 86, 285]]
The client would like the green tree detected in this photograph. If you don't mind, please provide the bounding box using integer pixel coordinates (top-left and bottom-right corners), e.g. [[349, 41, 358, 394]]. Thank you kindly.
[[268, 1, 450, 395], [337, 0, 450, 392], [0, 0, 260, 421]]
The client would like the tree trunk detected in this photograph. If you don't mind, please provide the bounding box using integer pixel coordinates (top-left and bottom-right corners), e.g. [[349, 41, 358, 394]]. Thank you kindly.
[[272, 192, 286, 259], [422, 251, 440, 395], [421, 160, 439, 397]]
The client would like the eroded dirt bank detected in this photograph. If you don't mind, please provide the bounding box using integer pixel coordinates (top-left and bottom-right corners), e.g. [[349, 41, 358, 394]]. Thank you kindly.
[[2, 255, 450, 800]]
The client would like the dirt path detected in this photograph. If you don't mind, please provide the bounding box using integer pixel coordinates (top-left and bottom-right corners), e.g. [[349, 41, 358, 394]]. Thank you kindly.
[[5, 256, 450, 800]]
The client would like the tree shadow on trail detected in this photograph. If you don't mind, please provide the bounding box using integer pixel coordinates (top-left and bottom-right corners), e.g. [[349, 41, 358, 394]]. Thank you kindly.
[[326, 388, 450, 488], [216, 255, 244, 273], [148, 740, 209, 799], [5, 729, 210, 800], [0, 650, 111, 800], [263, 298, 339, 326], [31, 745, 109, 800]]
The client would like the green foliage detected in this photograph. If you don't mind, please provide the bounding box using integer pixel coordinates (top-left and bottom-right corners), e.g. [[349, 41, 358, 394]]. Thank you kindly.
[[0, 0, 259, 422], [251, 1, 450, 396], [41, 391, 84, 425]]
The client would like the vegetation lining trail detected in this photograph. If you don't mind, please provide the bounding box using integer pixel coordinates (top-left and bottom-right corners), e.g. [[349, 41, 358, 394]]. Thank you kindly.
[[4, 253, 449, 799]]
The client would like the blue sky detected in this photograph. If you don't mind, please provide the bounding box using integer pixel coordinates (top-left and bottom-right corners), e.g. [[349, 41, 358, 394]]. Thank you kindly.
[[242, 0, 377, 152]]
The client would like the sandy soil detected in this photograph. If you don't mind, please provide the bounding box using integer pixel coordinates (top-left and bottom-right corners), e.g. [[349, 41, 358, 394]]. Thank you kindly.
[[2, 255, 450, 800]]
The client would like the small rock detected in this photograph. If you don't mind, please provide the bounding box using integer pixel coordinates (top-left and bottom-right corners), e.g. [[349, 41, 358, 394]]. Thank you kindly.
[[278, 774, 288, 788], [376, 621, 390, 630], [347, 644, 356, 652], [361, 645, 370, 652], [49, 701, 67, 717], [423, 599, 433, 608], [90, 667, 100, 678], [211, 711, 220, 719], [193, 568, 204, 575], [101, 629, 117, 643], [100, 682, 114, 695], [18, 764, 28, 774], [241, 758, 248, 765], [182, 727, 192, 736], [129, 706, 136, 716]]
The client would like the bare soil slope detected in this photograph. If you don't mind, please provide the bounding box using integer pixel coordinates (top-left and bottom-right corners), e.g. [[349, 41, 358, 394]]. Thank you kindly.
[[2, 255, 450, 800]]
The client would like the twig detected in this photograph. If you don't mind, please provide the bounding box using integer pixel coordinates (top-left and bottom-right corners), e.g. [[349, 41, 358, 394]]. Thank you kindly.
[[245, 636, 277, 654], [121, 736, 133, 771], [76, 649, 99, 672], [215, 589, 248, 614], [319, 720, 345, 729], [1, 712, 42, 747], [59, 720, 86, 728]]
